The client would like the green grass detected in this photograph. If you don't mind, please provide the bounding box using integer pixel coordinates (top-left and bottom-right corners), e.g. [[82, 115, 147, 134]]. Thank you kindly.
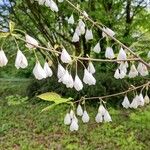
[[0, 96, 150, 150]]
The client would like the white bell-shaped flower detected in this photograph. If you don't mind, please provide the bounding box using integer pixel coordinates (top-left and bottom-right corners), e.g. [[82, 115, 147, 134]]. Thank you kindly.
[[64, 113, 71, 125], [98, 104, 106, 115], [138, 93, 145, 106], [128, 64, 138, 78], [68, 14, 74, 24], [93, 42, 101, 53], [87, 62, 96, 74], [76, 104, 83, 116], [76, 19, 86, 36], [117, 47, 127, 60], [25, 34, 38, 49], [61, 48, 72, 63], [60, 69, 69, 84], [78, 19, 85, 28], [80, 26, 86, 35], [74, 75, 83, 91], [0, 49, 8, 67], [122, 96, 130, 109], [66, 74, 74, 88], [144, 94, 150, 104], [130, 95, 139, 109], [45, 0, 58, 12], [74, 115, 78, 123], [75, 26, 81, 36], [119, 62, 128, 74], [85, 29, 93, 41], [70, 118, 79, 132], [69, 109, 74, 119], [114, 69, 120, 79], [72, 32, 79, 42], [82, 110, 90, 123], [105, 47, 115, 59], [57, 63, 65, 79], [95, 113, 103, 123], [137, 63, 148, 76], [102, 27, 115, 37], [44, 62, 53, 77], [103, 110, 112, 122], [125, 61, 129, 68], [119, 70, 126, 79], [83, 69, 96, 85], [33, 61, 47, 80], [15, 50, 28, 69]]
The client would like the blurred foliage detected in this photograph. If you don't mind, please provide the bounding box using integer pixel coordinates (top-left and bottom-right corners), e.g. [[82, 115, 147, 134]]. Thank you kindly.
[[5, 94, 28, 106], [0, 98, 150, 149]]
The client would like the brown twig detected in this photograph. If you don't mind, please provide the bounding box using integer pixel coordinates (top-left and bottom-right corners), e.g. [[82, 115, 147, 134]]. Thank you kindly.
[[74, 82, 150, 103]]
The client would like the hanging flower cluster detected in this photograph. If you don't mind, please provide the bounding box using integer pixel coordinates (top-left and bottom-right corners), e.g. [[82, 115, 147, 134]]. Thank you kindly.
[[122, 92, 149, 109], [57, 51, 96, 91], [0, 32, 149, 92], [114, 62, 149, 79], [68, 16, 149, 80], [64, 103, 112, 131]]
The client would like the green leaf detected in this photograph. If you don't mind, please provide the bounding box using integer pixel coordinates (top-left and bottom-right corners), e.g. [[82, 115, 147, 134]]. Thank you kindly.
[[38, 92, 73, 112], [41, 104, 57, 112], [37, 92, 71, 104]]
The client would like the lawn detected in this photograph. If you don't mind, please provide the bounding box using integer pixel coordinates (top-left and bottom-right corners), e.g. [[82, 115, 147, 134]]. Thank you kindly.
[[0, 94, 150, 150]]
